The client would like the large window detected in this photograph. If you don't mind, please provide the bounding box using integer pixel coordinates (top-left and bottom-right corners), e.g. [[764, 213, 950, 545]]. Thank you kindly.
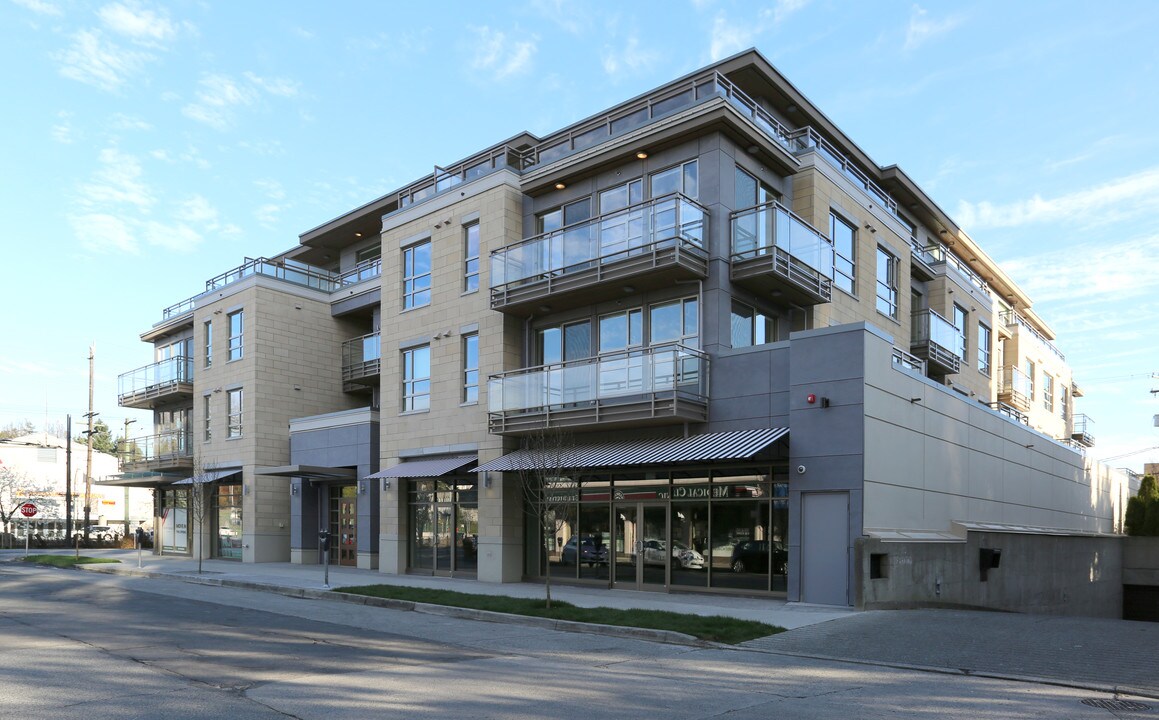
[[1043, 373, 1054, 412], [538, 321, 592, 364], [953, 304, 968, 361], [402, 345, 431, 412], [538, 197, 591, 233], [403, 241, 432, 310], [598, 309, 643, 353], [203, 320, 212, 368], [875, 246, 898, 319], [830, 212, 856, 294], [227, 310, 243, 361], [462, 334, 478, 404], [730, 301, 775, 347], [650, 160, 698, 199], [735, 167, 775, 208], [978, 323, 992, 376], [227, 388, 243, 438], [463, 223, 479, 293], [649, 297, 698, 348]]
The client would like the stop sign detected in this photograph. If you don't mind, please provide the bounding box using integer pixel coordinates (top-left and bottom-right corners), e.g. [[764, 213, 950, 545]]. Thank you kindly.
[[18, 502, 37, 518]]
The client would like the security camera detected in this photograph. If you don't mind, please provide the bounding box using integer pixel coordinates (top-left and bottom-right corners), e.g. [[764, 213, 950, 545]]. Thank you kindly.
[[796, 465, 806, 475]]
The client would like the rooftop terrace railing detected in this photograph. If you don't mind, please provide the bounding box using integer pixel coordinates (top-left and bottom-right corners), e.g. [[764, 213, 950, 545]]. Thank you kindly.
[[1000, 310, 1065, 362], [392, 144, 525, 215], [206, 257, 340, 293], [922, 244, 992, 297], [337, 257, 382, 286]]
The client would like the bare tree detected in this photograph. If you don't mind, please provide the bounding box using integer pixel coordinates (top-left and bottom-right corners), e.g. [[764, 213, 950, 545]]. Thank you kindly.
[[188, 454, 212, 574], [0, 465, 54, 547], [515, 428, 580, 609]]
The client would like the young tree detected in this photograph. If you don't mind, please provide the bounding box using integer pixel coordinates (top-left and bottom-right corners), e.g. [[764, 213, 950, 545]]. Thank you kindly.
[[188, 455, 213, 574], [514, 428, 580, 609], [1125, 475, 1158, 537]]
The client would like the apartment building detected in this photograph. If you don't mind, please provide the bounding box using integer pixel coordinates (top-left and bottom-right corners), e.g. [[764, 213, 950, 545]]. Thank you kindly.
[[106, 49, 1130, 611]]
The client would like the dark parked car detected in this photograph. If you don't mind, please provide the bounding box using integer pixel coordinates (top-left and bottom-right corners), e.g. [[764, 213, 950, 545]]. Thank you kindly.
[[729, 540, 787, 574], [560, 536, 608, 566]]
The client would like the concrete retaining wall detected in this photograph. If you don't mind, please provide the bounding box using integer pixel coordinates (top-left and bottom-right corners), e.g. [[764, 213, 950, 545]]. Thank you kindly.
[[856, 531, 1123, 618]]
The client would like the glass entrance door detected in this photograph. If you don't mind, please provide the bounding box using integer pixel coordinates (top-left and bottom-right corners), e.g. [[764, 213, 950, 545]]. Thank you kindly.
[[337, 498, 357, 566], [612, 503, 668, 589]]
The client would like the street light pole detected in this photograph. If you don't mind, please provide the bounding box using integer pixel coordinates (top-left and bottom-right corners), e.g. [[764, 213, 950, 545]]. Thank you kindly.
[[122, 418, 136, 536], [83, 344, 96, 541]]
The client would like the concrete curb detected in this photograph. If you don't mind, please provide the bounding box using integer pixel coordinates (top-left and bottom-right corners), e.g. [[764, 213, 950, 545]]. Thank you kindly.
[[75, 562, 709, 647]]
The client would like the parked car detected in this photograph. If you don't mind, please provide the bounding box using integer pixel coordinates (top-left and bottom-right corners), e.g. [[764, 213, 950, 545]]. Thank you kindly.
[[560, 536, 608, 566], [729, 540, 788, 574], [639, 539, 705, 569], [83, 525, 116, 541]]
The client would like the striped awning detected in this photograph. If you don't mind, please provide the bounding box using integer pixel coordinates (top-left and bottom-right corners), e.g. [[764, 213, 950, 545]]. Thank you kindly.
[[367, 454, 477, 479], [474, 428, 788, 473]]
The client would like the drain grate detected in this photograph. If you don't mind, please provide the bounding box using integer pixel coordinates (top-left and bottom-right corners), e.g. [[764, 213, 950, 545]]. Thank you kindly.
[[1080, 698, 1151, 711]]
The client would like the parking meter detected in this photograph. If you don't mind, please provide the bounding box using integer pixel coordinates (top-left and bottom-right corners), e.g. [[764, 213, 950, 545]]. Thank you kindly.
[[319, 530, 331, 588], [318, 529, 331, 553]]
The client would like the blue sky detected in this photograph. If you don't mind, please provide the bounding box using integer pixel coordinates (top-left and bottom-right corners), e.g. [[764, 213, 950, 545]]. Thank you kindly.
[[2, 0, 1157, 471]]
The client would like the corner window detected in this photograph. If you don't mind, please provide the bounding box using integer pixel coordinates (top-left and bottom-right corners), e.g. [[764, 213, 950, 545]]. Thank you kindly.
[[402, 345, 431, 412], [730, 301, 776, 348], [650, 160, 698, 199], [830, 212, 856, 294], [403, 241, 432, 310], [227, 311, 243, 361], [462, 334, 479, 404], [463, 223, 480, 293], [875, 247, 898, 319], [226, 388, 243, 438]]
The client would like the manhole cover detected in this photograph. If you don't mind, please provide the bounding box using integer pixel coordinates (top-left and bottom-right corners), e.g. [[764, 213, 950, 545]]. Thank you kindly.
[[1080, 698, 1151, 711]]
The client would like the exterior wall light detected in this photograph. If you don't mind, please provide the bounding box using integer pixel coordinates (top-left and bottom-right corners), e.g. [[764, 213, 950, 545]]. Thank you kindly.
[[382, 478, 391, 491]]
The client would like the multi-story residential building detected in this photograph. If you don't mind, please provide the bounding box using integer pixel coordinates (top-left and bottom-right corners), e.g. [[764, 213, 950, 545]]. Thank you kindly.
[[106, 49, 1131, 613]]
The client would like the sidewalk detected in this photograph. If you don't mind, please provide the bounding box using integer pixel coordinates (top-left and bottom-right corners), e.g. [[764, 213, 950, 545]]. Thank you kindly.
[[20, 548, 854, 631]]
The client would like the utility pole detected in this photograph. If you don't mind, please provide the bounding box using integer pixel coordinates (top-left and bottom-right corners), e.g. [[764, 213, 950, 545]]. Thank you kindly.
[[83, 345, 95, 540], [65, 414, 72, 538], [122, 417, 136, 535]]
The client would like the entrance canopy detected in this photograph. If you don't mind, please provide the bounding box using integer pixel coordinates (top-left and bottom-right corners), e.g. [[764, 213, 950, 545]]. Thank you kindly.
[[96, 471, 187, 488], [367, 454, 477, 479], [474, 427, 789, 473], [255, 465, 357, 480], [171, 469, 241, 485]]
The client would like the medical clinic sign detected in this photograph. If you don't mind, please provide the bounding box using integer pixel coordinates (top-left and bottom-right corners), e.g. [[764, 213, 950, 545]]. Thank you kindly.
[[19, 502, 38, 517]]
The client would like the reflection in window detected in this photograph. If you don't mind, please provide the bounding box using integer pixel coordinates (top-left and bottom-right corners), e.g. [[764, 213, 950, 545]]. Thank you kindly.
[[462, 334, 478, 404], [830, 212, 855, 294], [463, 223, 480, 293], [227, 310, 243, 361], [227, 388, 243, 438], [403, 241, 432, 309], [402, 345, 431, 412], [650, 160, 698, 199], [875, 246, 898, 319], [730, 301, 775, 348]]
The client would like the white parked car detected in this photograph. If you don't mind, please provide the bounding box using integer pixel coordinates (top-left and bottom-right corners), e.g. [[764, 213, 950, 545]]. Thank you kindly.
[[639, 539, 705, 569]]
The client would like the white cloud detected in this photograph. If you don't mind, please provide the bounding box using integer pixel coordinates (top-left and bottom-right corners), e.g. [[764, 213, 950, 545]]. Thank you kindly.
[[769, 0, 810, 24], [1001, 232, 1159, 307], [469, 26, 536, 79], [72, 212, 138, 253], [175, 195, 217, 225], [97, 1, 176, 47], [254, 179, 286, 201], [904, 5, 963, 51], [79, 147, 154, 209], [956, 167, 1159, 230], [182, 72, 300, 131], [110, 112, 152, 131], [254, 203, 282, 226], [56, 29, 152, 91], [12, 0, 62, 15], [601, 35, 660, 77], [51, 111, 75, 144], [709, 13, 755, 61]]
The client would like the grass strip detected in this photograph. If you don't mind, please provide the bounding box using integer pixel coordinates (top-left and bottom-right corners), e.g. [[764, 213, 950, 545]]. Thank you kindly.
[[20, 554, 121, 568], [336, 584, 782, 644]]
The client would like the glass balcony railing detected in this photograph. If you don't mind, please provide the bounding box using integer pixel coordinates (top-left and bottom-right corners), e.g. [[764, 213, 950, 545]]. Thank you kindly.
[[117, 356, 194, 406], [911, 309, 964, 359], [122, 430, 192, 467], [488, 344, 708, 416], [922, 244, 992, 297], [999, 365, 1033, 401], [731, 200, 835, 280], [342, 332, 381, 383], [206, 257, 340, 293], [337, 258, 382, 286], [490, 193, 706, 290]]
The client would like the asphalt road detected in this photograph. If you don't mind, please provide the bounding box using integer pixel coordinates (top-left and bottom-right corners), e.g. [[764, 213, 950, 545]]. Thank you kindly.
[[1, 563, 1155, 720]]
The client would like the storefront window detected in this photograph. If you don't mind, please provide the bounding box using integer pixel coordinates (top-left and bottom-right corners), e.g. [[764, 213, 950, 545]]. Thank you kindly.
[[409, 477, 478, 575], [216, 483, 243, 560], [158, 487, 189, 553]]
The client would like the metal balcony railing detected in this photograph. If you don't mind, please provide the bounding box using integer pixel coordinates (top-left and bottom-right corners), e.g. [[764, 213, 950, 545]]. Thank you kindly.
[[1000, 310, 1065, 362], [490, 193, 706, 291], [206, 257, 340, 293], [911, 309, 964, 374], [337, 258, 382, 286], [117, 356, 194, 407], [730, 200, 834, 301], [342, 332, 381, 383], [488, 344, 708, 417], [1071, 413, 1095, 447], [121, 430, 193, 468], [998, 365, 1033, 411]]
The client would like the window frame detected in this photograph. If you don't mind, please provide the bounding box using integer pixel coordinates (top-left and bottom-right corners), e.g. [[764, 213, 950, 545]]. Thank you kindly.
[[227, 310, 243, 361], [977, 323, 992, 376], [829, 211, 856, 295], [402, 345, 432, 412], [463, 222, 480, 294], [226, 388, 243, 438], [730, 300, 776, 348], [203, 394, 212, 442], [203, 320, 213, 369], [875, 246, 898, 319], [402, 240, 432, 310], [1043, 372, 1054, 412], [462, 333, 479, 404]]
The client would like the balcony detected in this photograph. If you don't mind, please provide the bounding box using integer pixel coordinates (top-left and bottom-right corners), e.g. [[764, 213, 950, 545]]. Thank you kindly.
[[487, 344, 709, 435], [1070, 413, 1095, 447], [342, 332, 381, 385], [909, 236, 938, 281], [120, 430, 193, 473], [490, 194, 708, 314], [730, 201, 834, 305], [997, 365, 1033, 412], [910, 310, 963, 376], [1001, 310, 1065, 362], [118, 357, 194, 409]]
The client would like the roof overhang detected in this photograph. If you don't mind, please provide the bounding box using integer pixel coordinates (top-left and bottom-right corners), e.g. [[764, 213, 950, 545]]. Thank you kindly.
[[366, 454, 478, 479], [255, 465, 357, 480]]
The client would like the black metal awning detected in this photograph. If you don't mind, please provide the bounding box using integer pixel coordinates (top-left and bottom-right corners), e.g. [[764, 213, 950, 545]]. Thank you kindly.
[[366, 454, 477, 479]]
